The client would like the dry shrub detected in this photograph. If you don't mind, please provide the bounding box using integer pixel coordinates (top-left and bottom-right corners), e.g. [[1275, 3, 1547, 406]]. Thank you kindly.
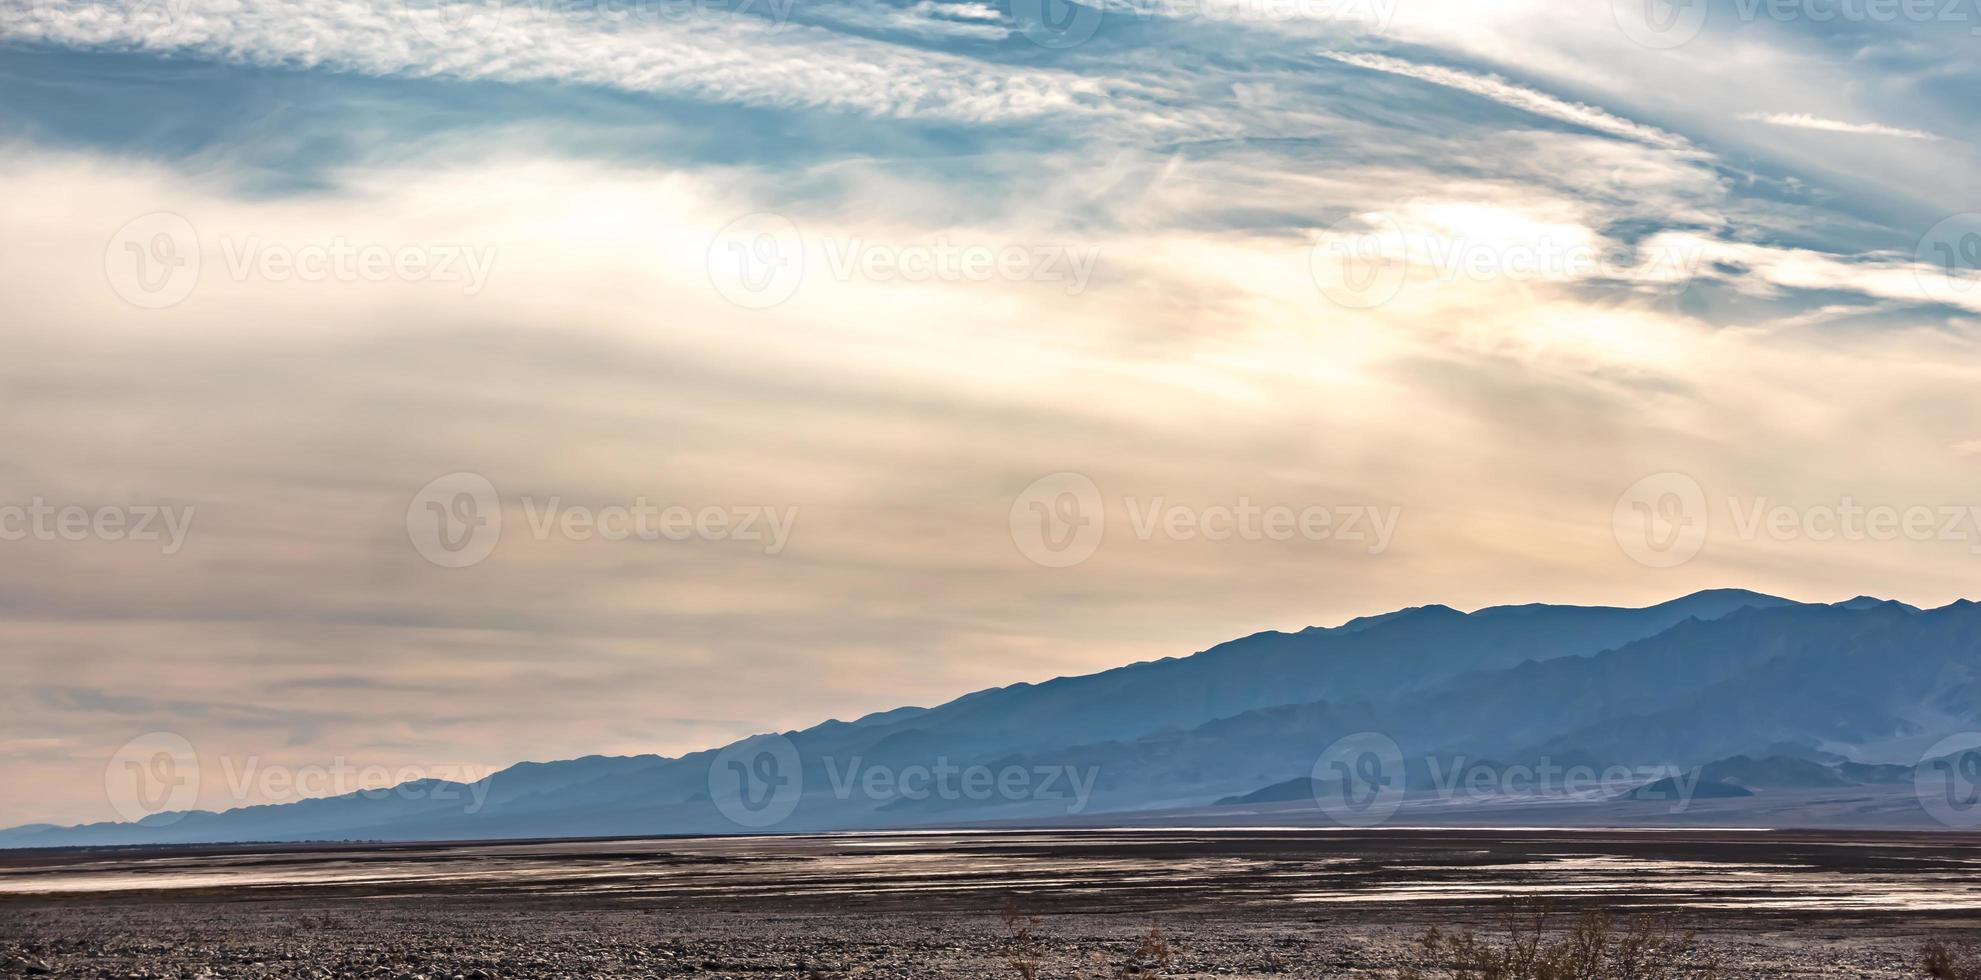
[[1113, 918, 1171, 979], [1401, 905, 1719, 980], [1924, 939, 1981, 980], [1001, 897, 1043, 980], [998, 899, 1173, 980]]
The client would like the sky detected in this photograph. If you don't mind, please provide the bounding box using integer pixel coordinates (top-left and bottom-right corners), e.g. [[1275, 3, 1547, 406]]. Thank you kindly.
[[2, 0, 1980, 828]]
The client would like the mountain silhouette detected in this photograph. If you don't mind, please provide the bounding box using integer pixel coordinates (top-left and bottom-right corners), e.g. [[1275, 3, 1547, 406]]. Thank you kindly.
[[10, 590, 1978, 846]]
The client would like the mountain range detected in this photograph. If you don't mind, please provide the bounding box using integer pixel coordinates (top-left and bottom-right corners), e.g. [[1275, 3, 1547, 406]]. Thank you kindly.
[[7, 589, 1979, 847]]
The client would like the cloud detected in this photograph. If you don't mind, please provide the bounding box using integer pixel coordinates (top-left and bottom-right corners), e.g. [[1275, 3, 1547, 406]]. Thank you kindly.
[[1315, 50, 1696, 152], [7, 139, 1981, 828], [801, 0, 1013, 38], [1738, 112, 1943, 141], [1641, 232, 1981, 316], [3, 0, 1112, 124]]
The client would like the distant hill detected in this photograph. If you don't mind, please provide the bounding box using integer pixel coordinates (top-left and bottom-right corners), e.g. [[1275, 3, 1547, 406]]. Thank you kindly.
[[1216, 776, 1319, 806], [11, 590, 1980, 847], [1621, 754, 1907, 801]]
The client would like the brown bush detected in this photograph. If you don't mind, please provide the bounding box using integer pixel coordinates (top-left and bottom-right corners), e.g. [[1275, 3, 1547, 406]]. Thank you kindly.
[[1000, 897, 1043, 980], [1113, 918, 1171, 979], [1400, 906, 1718, 980], [1924, 939, 1981, 980], [998, 899, 1172, 980]]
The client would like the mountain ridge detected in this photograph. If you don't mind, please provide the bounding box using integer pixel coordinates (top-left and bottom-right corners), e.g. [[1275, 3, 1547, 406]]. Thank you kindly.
[[12, 589, 1978, 846]]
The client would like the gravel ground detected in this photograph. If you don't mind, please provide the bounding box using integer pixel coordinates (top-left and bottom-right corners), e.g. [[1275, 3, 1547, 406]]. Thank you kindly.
[[5, 832, 1979, 979], [0, 902, 1960, 980]]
